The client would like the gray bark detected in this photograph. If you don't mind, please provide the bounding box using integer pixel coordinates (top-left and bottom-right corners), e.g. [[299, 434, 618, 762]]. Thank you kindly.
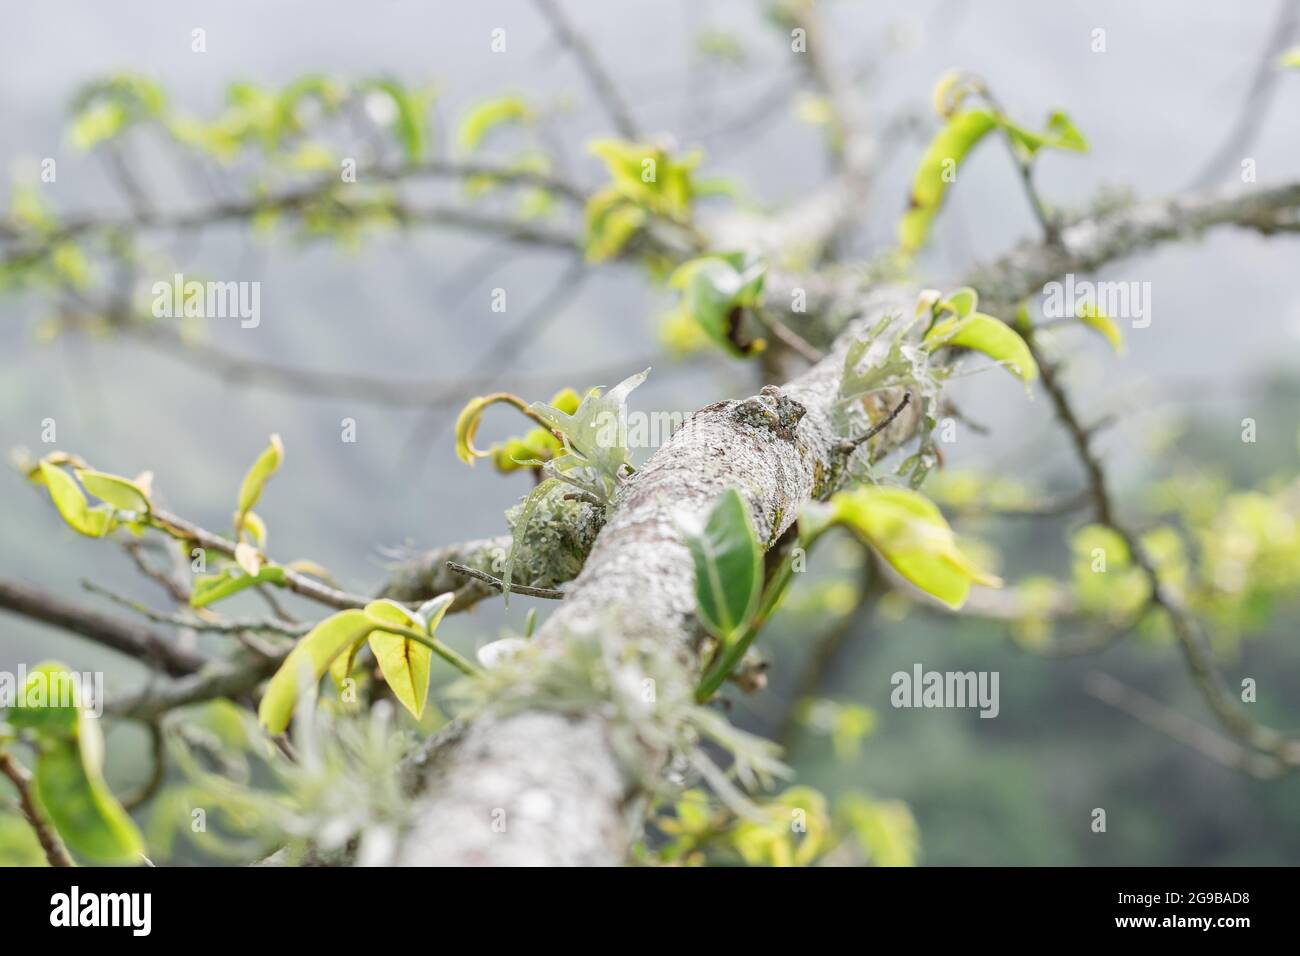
[[396, 287, 921, 865]]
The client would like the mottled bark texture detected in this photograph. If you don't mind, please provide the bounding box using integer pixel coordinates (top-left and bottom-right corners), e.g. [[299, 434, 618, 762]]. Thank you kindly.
[[396, 287, 921, 865], [378, 501, 603, 607], [966, 180, 1300, 308]]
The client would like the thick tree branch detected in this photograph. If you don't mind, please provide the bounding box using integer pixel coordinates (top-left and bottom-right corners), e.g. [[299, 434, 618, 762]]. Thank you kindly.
[[395, 287, 927, 865], [967, 179, 1300, 308]]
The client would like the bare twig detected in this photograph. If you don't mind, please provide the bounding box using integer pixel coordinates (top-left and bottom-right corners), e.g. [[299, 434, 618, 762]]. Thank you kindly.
[[444, 561, 566, 600], [533, 0, 642, 140], [835, 393, 911, 456], [1085, 671, 1284, 779], [122, 720, 168, 811], [0, 752, 75, 867], [80, 579, 309, 638], [121, 539, 190, 604], [1024, 327, 1300, 768], [1186, 0, 1299, 189], [753, 307, 824, 363]]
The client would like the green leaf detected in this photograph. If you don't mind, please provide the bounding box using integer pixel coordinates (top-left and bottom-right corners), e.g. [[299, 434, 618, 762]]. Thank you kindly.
[[503, 477, 562, 603], [453, 393, 532, 465], [74, 468, 151, 514], [364, 600, 432, 720], [190, 564, 286, 608], [241, 510, 268, 547], [1279, 47, 1300, 68], [34, 716, 144, 864], [363, 79, 430, 164], [456, 95, 531, 151], [898, 109, 997, 253], [235, 434, 283, 534], [68, 74, 166, 151], [416, 592, 455, 631], [588, 139, 700, 220], [528, 368, 649, 497], [1000, 110, 1089, 157], [681, 489, 763, 644], [922, 312, 1038, 383], [802, 486, 1000, 610], [4, 662, 82, 734], [37, 461, 114, 538], [938, 287, 977, 319], [1076, 303, 1124, 354], [668, 252, 767, 356], [259, 609, 375, 734], [6, 662, 145, 864], [839, 792, 919, 867], [583, 186, 648, 262], [69, 101, 128, 150]]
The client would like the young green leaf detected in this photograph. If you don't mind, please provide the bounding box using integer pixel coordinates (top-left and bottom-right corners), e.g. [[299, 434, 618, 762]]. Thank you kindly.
[[364, 599, 432, 720], [363, 79, 430, 164], [190, 564, 286, 608], [6, 662, 145, 864], [37, 461, 114, 538], [583, 186, 648, 262], [802, 486, 1000, 610], [74, 468, 151, 514], [528, 369, 649, 496], [33, 716, 145, 865], [898, 109, 997, 253], [259, 609, 375, 734], [680, 488, 763, 644], [1000, 110, 1088, 158], [415, 592, 455, 632], [922, 312, 1038, 384], [235, 434, 283, 533], [456, 95, 531, 151], [241, 510, 268, 547], [938, 287, 978, 319], [4, 662, 82, 734], [1076, 303, 1124, 354], [668, 252, 767, 356], [503, 476, 562, 603], [453, 392, 533, 465], [1279, 47, 1300, 68], [931, 69, 977, 118]]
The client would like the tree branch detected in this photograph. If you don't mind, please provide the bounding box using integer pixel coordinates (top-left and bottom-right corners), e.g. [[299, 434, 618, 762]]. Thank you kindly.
[[0, 575, 206, 678], [395, 287, 927, 865], [967, 180, 1300, 308], [533, 0, 642, 140], [0, 752, 75, 867]]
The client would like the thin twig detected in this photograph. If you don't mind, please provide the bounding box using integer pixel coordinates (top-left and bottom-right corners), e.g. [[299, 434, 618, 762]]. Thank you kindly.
[[0, 752, 75, 867], [753, 307, 824, 363], [445, 561, 565, 600], [1186, 0, 1299, 189], [80, 579, 309, 637], [0, 575, 206, 677], [533, 0, 642, 140], [122, 720, 167, 811], [1024, 327, 1300, 768], [121, 539, 190, 604], [149, 507, 378, 612], [1085, 671, 1283, 779], [835, 393, 911, 456]]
